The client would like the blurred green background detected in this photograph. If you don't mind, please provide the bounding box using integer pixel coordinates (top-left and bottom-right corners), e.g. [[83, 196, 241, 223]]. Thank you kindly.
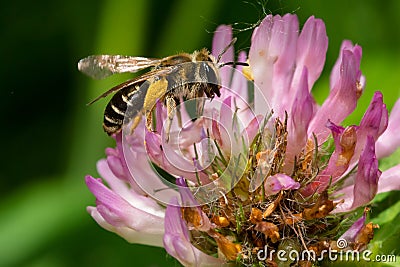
[[1, 0, 400, 266]]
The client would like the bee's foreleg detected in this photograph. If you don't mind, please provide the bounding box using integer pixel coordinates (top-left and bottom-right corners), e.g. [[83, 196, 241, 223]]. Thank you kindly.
[[195, 97, 205, 119], [130, 115, 142, 135], [145, 110, 153, 132], [174, 97, 182, 128], [165, 95, 176, 142]]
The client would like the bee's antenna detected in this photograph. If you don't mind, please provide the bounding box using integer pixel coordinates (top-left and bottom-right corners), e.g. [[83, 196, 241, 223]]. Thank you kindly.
[[217, 37, 237, 63], [219, 61, 249, 68]]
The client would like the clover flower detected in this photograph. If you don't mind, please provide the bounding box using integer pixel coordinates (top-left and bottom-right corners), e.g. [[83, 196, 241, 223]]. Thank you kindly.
[[85, 14, 400, 266]]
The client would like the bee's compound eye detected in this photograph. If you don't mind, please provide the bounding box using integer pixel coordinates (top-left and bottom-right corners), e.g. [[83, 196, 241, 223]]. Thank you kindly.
[[204, 89, 214, 98], [213, 85, 221, 97]]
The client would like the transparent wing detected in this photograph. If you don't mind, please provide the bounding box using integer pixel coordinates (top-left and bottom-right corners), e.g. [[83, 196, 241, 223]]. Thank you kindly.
[[87, 66, 177, 105], [78, 55, 162, 79]]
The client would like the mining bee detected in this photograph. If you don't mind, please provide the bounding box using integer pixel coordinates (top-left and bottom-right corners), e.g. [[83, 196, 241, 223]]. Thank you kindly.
[[78, 38, 245, 139]]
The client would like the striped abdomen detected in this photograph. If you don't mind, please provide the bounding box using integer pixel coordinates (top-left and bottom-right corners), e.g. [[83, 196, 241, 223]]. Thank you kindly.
[[103, 81, 149, 135]]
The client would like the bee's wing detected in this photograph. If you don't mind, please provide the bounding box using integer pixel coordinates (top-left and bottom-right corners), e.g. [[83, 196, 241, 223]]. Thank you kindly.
[[78, 55, 162, 80], [87, 66, 177, 105]]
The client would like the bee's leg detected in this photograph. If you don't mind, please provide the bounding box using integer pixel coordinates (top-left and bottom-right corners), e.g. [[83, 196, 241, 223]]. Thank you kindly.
[[130, 115, 142, 134], [194, 87, 206, 121], [174, 97, 182, 128], [195, 97, 205, 120], [165, 95, 176, 142], [145, 110, 153, 132]]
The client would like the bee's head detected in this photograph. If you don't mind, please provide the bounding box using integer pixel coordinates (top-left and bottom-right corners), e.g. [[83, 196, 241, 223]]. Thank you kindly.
[[192, 60, 220, 98], [204, 83, 221, 99], [194, 48, 215, 63]]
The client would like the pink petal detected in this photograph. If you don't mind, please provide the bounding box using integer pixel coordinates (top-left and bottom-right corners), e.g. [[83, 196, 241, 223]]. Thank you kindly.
[[294, 16, 328, 91], [332, 185, 354, 213], [308, 48, 361, 143], [332, 136, 381, 212], [229, 51, 248, 98], [176, 178, 212, 231], [339, 213, 366, 243], [333, 136, 382, 213], [249, 15, 275, 114], [269, 14, 299, 117], [104, 137, 145, 195], [212, 25, 233, 88], [377, 164, 400, 194], [376, 98, 400, 158], [196, 128, 215, 169], [176, 177, 200, 207], [350, 91, 388, 165], [213, 96, 237, 155], [87, 206, 164, 246], [97, 159, 139, 201], [330, 41, 362, 92], [106, 153, 127, 181], [164, 198, 225, 267], [250, 14, 299, 117], [287, 67, 313, 162], [302, 122, 357, 196], [145, 130, 209, 184], [264, 173, 300, 196], [242, 115, 263, 145], [120, 122, 180, 203], [174, 119, 204, 148], [104, 136, 134, 184], [359, 91, 388, 137], [223, 52, 255, 124], [85, 176, 165, 246], [351, 136, 381, 209]]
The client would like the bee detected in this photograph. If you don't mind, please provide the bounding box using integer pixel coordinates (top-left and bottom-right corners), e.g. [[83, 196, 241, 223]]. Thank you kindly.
[[78, 38, 245, 139]]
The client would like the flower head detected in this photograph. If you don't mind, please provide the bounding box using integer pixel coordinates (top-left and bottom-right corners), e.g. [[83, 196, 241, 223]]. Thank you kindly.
[[85, 14, 400, 266]]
